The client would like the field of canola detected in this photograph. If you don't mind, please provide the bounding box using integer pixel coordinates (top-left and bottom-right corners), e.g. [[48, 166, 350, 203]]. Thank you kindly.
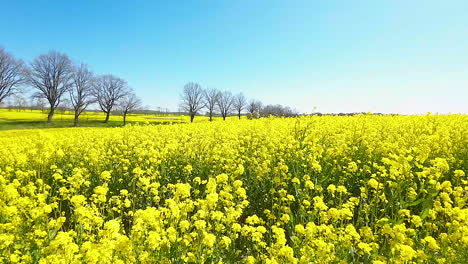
[[0, 114, 467, 264]]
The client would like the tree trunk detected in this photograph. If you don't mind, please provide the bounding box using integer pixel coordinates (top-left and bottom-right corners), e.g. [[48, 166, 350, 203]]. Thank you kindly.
[[190, 114, 195, 123], [209, 112, 213, 122], [223, 115, 226, 121], [123, 112, 127, 125], [238, 111, 241, 119], [74, 111, 79, 127], [47, 107, 55, 123], [104, 112, 110, 123]]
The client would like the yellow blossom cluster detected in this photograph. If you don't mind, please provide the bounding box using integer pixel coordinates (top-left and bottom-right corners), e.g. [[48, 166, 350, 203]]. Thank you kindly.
[[0, 114, 467, 263]]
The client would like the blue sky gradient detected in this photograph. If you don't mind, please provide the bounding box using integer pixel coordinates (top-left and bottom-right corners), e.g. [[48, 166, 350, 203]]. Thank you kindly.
[[2, 0, 467, 113]]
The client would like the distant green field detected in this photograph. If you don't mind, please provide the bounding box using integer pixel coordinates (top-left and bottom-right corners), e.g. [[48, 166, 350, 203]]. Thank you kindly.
[[0, 109, 244, 130]]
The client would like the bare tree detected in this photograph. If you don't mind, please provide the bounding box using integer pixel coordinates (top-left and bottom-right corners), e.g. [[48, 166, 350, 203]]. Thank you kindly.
[[31, 93, 47, 112], [119, 92, 142, 125], [13, 94, 28, 111], [92, 74, 128, 123], [6, 97, 14, 111], [70, 63, 94, 126], [233, 93, 247, 119], [203, 87, 219, 121], [217, 90, 234, 120], [247, 99, 262, 119], [260, 104, 296, 117], [0, 47, 26, 104], [26, 51, 73, 123], [180, 82, 204, 123], [37, 98, 47, 112], [247, 99, 256, 116]]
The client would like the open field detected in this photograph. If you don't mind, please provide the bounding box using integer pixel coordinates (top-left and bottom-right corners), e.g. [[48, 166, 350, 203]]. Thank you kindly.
[[0, 109, 244, 130], [0, 115, 467, 263]]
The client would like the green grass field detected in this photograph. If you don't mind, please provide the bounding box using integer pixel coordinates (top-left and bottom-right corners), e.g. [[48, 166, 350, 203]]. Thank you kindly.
[[0, 109, 244, 130]]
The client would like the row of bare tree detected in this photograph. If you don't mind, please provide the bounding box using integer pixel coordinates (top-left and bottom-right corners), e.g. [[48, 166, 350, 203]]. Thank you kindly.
[[0, 47, 141, 125], [1, 46, 297, 125], [180, 82, 296, 122]]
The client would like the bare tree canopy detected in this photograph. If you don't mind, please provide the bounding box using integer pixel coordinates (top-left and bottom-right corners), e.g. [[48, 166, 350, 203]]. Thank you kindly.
[[26, 51, 73, 123], [12, 94, 28, 110], [92, 74, 128, 123], [31, 96, 47, 112], [217, 90, 234, 120], [247, 99, 263, 119], [0, 47, 26, 104], [180, 82, 204, 123], [260, 104, 297, 117], [203, 87, 219, 122], [119, 91, 142, 125], [70, 63, 94, 126], [233, 93, 247, 119]]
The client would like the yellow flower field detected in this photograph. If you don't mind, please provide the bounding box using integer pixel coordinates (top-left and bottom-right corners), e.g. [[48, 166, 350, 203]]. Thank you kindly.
[[0, 114, 467, 263], [0, 109, 245, 130], [0, 109, 185, 123]]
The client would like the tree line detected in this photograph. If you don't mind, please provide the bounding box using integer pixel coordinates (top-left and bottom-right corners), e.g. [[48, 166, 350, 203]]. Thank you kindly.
[[0, 47, 141, 125], [1, 46, 297, 125], [179, 82, 297, 122]]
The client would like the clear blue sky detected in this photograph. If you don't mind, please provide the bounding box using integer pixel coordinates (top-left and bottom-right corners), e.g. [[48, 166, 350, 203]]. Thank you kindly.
[[2, 0, 467, 114]]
